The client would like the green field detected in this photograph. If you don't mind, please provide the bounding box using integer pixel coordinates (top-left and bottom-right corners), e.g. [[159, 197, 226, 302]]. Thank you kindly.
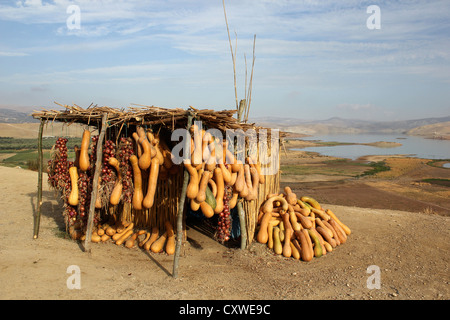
[[0, 137, 80, 170]]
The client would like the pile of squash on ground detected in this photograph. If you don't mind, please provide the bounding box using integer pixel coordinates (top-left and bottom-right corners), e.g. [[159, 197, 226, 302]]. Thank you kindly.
[[256, 187, 351, 261], [76, 220, 176, 255]]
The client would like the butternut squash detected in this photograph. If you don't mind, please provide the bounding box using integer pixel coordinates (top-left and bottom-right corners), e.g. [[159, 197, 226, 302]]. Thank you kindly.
[[311, 207, 331, 221], [323, 241, 333, 253], [247, 156, 264, 184], [143, 157, 160, 209], [297, 229, 313, 262], [229, 190, 239, 209], [91, 232, 102, 243], [205, 138, 216, 172], [165, 221, 175, 255], [326, 209, 351, 235], [329, 219, 347, 244], [281, 212, 293, 258], [105, 225, 117, 236], [273, 227, 283, 255], [290, 241, 300, 260], [139, 231, 151, 248], [220, 163, 232, 186], [190, 198, 201, 211], [213, 167, 224, 214], [295, 212, 313, 229], [267, 220, 277, 249], [152, 137, 165, 166], [138, 136, 153, 170], [234, 164, 245, 193], [144, 227, 159, 251], [288, 207, 302, 232], [311, 227, 327, 256], [145, 131, 158, 158], [108, 157, 123, 206], [68, 166, 79, 206], [196, 170, 211, 203], [292, 239, 302, 259], [301, 196, 322, 210], [184, 162, 199, 200], [79, 129, 90, 171], [316, 226, 337, 248], [151, 231, 167, 253], [243, 164, 256, 201], [308, 229, 323, 258], [132, 132, 142, 157], [115, 229, 134, 246], [190, 124, 203, 166], [256, 210, 273, 244], [125, 231, 139, 248], [322, 219, 340, 246], [284, 187, 297, 205], [315, 218, 334, 238], [249, 166, 259, 200], [261, 196, 288, 215], [112, 222, 134, 241], [129, 155, 143, 210], [297, 200, 311, 216], [200, 201, 214, 218]]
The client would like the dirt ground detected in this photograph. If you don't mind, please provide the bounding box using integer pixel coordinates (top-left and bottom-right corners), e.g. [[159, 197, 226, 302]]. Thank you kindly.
[[0, 163, 449, 301]]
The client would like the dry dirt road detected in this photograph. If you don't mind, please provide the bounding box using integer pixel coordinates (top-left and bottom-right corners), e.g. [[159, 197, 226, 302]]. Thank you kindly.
[[0, 166, 449, 301]]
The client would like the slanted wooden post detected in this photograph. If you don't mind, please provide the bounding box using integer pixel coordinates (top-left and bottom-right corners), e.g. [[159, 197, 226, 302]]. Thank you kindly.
[[33, 119, 45, 239], [84, 113, 108, 253], [173, 112, 193, 278], [237, 200, 247, 249]]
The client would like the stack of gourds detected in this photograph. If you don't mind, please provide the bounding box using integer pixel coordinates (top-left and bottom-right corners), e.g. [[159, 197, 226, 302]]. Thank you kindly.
[[256, 187, 351, 261], [79, 220, 176, 254], [184, 124, 265, 242]]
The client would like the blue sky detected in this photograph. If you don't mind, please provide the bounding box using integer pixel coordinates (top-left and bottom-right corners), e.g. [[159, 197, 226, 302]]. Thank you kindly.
[[0, 0, 449, 121]]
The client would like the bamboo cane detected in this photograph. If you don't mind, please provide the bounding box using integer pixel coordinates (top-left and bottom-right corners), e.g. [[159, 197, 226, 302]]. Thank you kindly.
[[33, 119, 45, 239], [173, 112, 193, 279]]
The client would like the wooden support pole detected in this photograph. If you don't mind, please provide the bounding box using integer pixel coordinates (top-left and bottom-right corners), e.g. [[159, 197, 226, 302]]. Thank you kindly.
[[33, 119, 45, 239], [236, 200, 247, 250], [84, 113, 108, 253], [173, 112, 193, 279]]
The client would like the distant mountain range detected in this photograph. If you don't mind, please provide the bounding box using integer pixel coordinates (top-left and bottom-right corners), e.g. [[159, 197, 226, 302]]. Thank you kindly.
[[0, 108, 38, 123], [252, 115, 450, 136], [0, 107, 449, 138]]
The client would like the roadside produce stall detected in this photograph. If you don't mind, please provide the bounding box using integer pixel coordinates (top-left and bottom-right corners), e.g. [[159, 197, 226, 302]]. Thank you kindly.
[[31, 103, 282, 277]]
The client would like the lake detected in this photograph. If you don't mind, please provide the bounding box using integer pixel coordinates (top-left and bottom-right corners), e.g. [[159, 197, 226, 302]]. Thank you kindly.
[[295, 133, 450, 160]]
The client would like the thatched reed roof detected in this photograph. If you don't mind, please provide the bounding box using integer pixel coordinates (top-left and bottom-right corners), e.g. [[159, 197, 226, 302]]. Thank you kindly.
[[31, 103, 266, 133]]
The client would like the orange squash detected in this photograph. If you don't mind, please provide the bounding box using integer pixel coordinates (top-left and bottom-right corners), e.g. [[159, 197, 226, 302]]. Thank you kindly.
[[144, 227, 159, 251], [129, 155, 143, 210], [108, 157, 122, 206], [213, 167, 224, 214], [151, 231, 167, 253], [195, 170, 211, 204], [284, 186, 297, 205], [138, 136, 153, 170], [165, 221, 175, 255], [184, 162, 199, 200], [79, 130, 90, 171], [68, 166, 79, 206], [143, 157, 160, 209]]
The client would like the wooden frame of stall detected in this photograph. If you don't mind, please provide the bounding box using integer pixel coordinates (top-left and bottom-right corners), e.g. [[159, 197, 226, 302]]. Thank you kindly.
[[31, 103, 281, 278]]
